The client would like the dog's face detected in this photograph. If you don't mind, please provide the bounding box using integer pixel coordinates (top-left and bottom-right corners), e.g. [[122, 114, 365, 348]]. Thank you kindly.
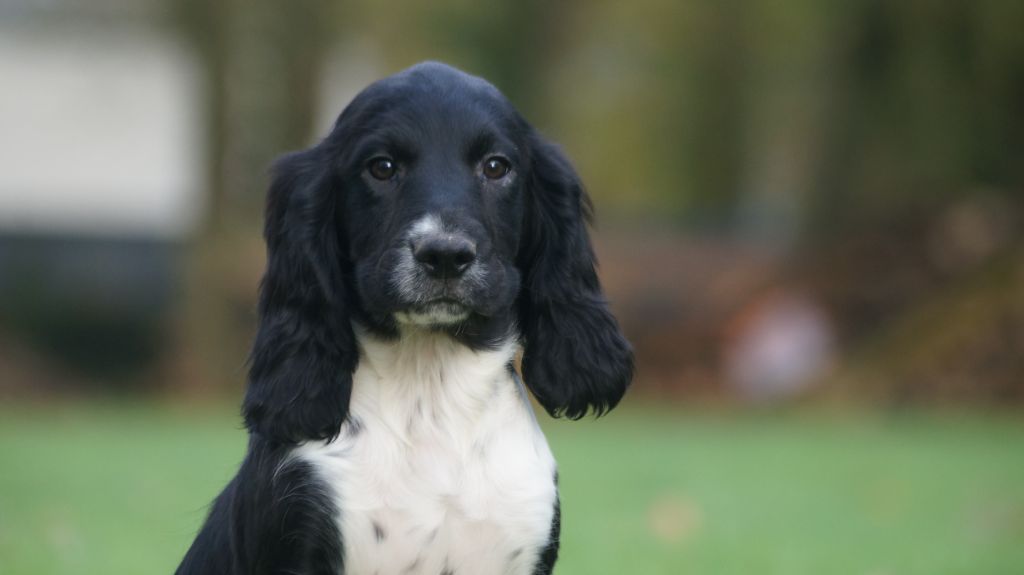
[[327, 64, 526, 333], [244, 62, 633, 444]]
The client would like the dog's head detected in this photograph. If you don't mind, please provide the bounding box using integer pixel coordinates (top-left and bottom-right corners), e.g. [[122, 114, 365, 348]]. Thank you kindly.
[[244, 62, 633, 443]]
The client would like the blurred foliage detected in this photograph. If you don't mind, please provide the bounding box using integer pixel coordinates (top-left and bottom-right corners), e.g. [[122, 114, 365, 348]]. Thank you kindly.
[[172, 0, 1024, 233], [326, 0, 1024, 236], [2, 0, 1022, 402]]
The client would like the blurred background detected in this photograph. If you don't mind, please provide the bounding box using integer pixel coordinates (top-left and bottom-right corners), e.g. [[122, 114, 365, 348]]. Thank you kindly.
[[1, 1, 1022, 573]]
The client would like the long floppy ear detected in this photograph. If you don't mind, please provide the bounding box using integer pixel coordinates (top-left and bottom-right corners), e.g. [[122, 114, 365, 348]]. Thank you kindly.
[[517, 134, 634, 419], [242, 146, 358, 444]]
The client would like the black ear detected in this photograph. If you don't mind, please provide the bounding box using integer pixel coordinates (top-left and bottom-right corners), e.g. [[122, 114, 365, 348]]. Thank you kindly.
[[517, 134, 634, 419], [242, 146, 358, 444]]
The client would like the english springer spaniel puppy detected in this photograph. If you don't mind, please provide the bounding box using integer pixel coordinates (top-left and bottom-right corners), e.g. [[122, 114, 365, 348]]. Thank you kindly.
[[177, 61, 633, 575]]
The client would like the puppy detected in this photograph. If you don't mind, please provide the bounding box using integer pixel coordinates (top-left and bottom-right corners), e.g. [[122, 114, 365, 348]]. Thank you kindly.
[[177, 61, 633, 575]]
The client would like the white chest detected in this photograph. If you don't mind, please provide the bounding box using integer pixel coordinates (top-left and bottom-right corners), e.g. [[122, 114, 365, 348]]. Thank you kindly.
[[294, 333, 558, 575]]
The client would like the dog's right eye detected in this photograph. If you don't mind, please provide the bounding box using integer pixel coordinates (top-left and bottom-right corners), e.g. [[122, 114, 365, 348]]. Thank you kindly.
[[367, 157, 397, 180]]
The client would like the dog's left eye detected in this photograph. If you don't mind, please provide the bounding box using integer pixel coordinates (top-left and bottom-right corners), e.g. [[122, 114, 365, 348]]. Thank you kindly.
[[482, 156, 511, 180], [367, 157, 397, 181]]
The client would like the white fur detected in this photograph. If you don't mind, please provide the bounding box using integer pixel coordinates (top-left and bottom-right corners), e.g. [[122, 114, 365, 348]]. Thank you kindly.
[[294, 327, 558, 575], [394, 302, 471, 326], [409, 214, 443, 237], [392, 215, 444, 306]]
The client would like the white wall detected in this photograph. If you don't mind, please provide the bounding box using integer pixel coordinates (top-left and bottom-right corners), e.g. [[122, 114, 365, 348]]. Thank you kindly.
[[0, 26, 204, 239]]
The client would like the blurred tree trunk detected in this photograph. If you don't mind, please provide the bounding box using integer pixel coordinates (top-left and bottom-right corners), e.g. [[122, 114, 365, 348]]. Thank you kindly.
[[169, 0, 335, 396], [462, 0, 582, 123], [733, 1, 845, 252], [661, 0, 748, 222]]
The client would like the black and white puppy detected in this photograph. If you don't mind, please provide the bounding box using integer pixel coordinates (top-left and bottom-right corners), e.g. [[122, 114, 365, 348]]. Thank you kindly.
[[177, 61, 633, 575]]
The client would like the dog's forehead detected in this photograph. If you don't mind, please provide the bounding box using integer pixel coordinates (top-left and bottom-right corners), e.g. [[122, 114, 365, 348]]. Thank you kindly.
[[341, 62, 516, 131], [394, 61, 499, 92]]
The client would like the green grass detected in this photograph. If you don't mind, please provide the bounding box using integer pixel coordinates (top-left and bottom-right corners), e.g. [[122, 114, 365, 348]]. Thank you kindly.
[[1, 402, 1022, 574]]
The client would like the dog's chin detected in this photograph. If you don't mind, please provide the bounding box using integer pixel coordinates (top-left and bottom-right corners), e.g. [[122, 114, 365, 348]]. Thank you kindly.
[[394, 301, 472, 328]]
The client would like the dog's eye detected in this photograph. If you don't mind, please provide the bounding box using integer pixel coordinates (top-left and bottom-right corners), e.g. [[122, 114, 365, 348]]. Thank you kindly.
[[482, 156, 511, 180], [367, 157, 397, 180]]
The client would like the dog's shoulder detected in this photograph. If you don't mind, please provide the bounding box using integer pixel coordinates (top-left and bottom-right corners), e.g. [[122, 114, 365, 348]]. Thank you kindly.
[[177, 441, 343, 575]]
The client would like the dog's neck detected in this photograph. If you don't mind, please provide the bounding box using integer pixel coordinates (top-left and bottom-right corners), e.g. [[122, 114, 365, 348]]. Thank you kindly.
[[350, 324, 522, 431], [357, 326, 516, 383]]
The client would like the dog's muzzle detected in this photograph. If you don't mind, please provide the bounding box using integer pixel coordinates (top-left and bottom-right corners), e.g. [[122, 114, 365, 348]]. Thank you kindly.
[[391, 217, 489, 326]]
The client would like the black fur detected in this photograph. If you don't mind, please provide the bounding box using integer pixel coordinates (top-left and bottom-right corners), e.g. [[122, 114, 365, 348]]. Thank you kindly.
[[517, 135, 634, 419], [177, 61, 632, 574], [243, 148, 359, 444], [177, 441, 343, 574], [533, 476, 561, 575]]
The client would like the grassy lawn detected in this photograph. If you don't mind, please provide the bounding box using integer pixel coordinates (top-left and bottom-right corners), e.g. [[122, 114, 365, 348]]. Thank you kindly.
[[1, 402, 1022, 574]]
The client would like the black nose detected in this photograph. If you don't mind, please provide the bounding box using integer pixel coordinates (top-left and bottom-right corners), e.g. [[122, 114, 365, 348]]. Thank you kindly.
[[412, 235, 477, 279]]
